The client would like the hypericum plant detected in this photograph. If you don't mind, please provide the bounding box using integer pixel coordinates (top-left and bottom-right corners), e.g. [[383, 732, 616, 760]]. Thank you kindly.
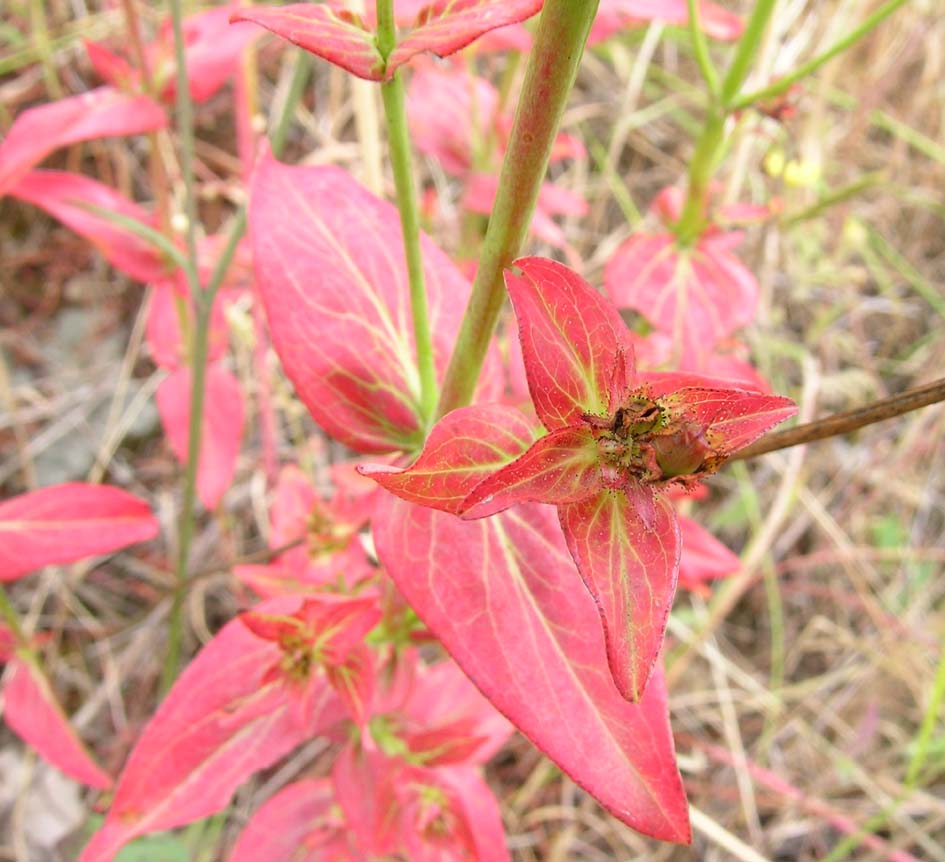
[[1, 0, 931, 858]]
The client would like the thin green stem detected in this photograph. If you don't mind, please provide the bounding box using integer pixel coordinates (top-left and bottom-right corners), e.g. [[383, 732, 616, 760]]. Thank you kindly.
[[72, 201, 188, 272], [381, 76, 438, 422], [30, 0, 61, 98], [719, 0, 778, 106], [686, 0, 720, 99], [436, 0, 600, 418], [170, 0, 200, 294], [906, 635, 945, 787], [732, 0, 911, 110], [376, 0, 437, 422], [270, 51, 311, 158], [160, 0, 307, 691], [0, 585, 26, 644], [673, 107, 725, 243]]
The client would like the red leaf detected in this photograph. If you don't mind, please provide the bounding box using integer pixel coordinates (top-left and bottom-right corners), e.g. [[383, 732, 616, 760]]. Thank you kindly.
[[231, 4, 383, 80], [4, 656, 112, 788], [387, 0, 543, 77], [677, 514, 740, 592], [604, 232, 759, 365], [397, 660, 513, 767], [358, 404, 536, 515], [333, 746, 400, 856], [80, 602, 343, 862], [156, 363, 244, 510], [0, 483, 159, 581], [460, 425, 602, 518], [250, 158, 498, 453], [9, 171, 167, 283], [661, 387, 796, 455], [559, 487, 680, 702], [0, 625, 14, 662], [373, 496, 691, 843], [505, 257, 630, 430], [396, 764, 509, 862], [0, 88, 166, 196], [230, 779, 351, 862], [589, 0, 743, 46]]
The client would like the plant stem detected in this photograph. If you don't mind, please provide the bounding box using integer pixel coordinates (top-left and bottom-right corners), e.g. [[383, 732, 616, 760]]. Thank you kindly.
[[436, 0, 600, 419], [160, 0, 306, 691], [686, 0, 720, 98], [673, 106, 725, 243], [376, 0, 437, 422], [732, 0, 911, 110], [719, 0, 778, 106], [733, 377, 945, 461], [270, 51, 311, 158], [0, 585, 26, 644]]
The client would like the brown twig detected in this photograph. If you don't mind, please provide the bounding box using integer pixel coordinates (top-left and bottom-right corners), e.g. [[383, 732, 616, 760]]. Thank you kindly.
[[734, 377, 945, 461]]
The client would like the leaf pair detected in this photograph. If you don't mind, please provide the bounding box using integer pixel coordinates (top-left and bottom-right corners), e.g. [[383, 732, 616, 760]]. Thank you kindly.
[[364, 258, 796, 703], [232, 0, 543, 81]]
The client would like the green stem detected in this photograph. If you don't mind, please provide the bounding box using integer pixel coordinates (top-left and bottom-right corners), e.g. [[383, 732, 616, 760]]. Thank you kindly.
[[30, 0, 61, 98], [436, 0, 600, 419], [673, 107, 725, 244], [376, 0, 437, 423], [160, 0, 306, 691], [719, 0, 778, 106], [686, 0, 720, 98], [270, 51, 311, 158], [906, 635, 945, 787], [732, 0, 911, 110], [381, 77, 438, 422], [0, 585, 26, 644]]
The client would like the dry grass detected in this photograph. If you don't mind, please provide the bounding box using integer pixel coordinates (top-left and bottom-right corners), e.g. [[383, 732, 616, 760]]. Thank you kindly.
[[1, 1, 944, 860]]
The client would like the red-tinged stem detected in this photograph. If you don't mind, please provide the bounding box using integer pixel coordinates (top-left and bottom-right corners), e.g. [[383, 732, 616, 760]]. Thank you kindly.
[[733, 377, 945, 461], [436, 0, 600, 419]]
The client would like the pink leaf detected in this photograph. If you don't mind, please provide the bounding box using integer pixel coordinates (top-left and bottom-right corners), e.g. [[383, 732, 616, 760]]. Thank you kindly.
[[0, 88, 166, 197], [9, 171, 167, 283], [250, 157, 498, 453], [661, 387, 797, 456], [677, 514, 740, 592], [373, 496, 691, 843], [333, 746, 400, 857], [396, 764, 509, 862], [0, 483, 159, 581], [230, 779, 351, 862], [358, 404, 536, 515], [397, 660, 514, 767], [559, 488, 680, 702], [80, 602, 343, 862], [4, 656, 112, 788], [589, 0, 743, 46], [460, 425, 603, 518], [505, 257, 630, 430], [604, 232, 759, 365], [0, 625, 15, 662], [231, 4, 383, 80], [387, 0, 543, 77], [156, 363, 244, 510]]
